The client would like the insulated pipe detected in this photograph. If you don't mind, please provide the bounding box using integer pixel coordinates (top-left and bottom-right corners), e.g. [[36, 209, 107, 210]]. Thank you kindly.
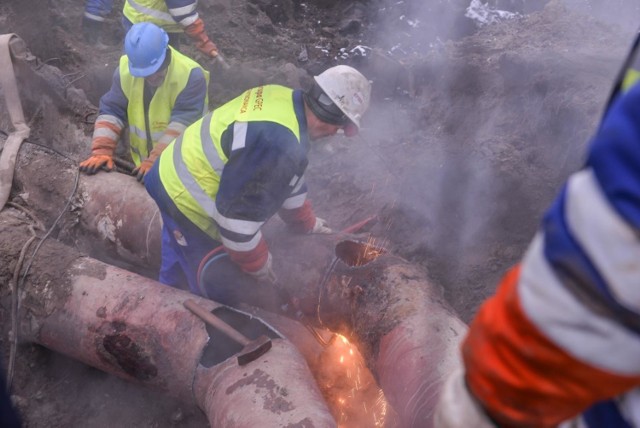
[[372, 264, 466, 427], [0, 213, 336, 427], [0, 34, 30, 211], [78, 169, 162, 267], [193, 345, 336, 428], [266, 233, 468, 428], [12, 146, 162, 270]]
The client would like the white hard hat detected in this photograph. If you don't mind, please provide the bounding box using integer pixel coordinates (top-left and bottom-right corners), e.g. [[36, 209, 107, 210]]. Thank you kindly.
[[313, 65, 371, 127]]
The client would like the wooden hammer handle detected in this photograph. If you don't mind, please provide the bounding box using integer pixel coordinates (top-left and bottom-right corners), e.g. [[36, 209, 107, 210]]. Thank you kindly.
[[184, 299, 249, 346]]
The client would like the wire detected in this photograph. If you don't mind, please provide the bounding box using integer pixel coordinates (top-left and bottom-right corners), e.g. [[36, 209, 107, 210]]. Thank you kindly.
[[6, 234, 36, 392], [6, 202, 45, 231], [5, 144, 80, 393], [22, 139, 74, 161], [0, 129, 76, 162], [19, 167, 80, 287], [196, 245, 225, 289]]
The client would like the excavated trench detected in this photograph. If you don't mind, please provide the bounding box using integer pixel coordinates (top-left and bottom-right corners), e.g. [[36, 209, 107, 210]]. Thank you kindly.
[[0, 33, 466, 427], [2, 1, 632, 426]]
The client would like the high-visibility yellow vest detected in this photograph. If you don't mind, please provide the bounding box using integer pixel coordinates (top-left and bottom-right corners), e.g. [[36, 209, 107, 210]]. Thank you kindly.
[[123, 0, 182, 33], [119, 46, 209, 165], [157, 85, 301, 239]]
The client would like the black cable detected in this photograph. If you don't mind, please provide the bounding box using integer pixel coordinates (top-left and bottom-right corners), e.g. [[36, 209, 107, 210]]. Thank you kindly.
[[22, 139, 75, 162], [0, 129, 76, 162], [6, 153, 81, 392], [19, 167, 80, 286]]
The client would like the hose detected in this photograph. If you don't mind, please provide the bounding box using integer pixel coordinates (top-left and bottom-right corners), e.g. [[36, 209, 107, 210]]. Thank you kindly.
[[0, 34, 31, 211]]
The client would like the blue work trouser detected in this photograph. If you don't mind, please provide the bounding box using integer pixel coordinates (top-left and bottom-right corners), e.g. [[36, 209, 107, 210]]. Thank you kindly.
[[144, 160, 221, 295], [84, 0, 114, 20]]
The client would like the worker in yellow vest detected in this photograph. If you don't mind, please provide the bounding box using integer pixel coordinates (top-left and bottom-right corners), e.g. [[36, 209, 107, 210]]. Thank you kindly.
[[79, 22, 209, 182], [143, 66, 371, 296], [83, 0, 218, 60]]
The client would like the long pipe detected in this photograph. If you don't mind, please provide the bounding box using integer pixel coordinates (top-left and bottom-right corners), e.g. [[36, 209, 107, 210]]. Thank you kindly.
[[1, 213, 336, 427], [12, 145, 162, 270]]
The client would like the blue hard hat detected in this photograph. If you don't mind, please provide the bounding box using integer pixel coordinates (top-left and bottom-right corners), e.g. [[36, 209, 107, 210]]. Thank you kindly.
[[124, 23, 169, 77]]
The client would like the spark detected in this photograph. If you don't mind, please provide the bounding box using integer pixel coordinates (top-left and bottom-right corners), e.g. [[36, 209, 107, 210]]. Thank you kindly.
[[319, 331, 390, 427]]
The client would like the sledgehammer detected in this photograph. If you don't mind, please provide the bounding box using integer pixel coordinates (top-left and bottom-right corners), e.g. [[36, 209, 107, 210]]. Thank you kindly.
[[183, 299, 272, 365]]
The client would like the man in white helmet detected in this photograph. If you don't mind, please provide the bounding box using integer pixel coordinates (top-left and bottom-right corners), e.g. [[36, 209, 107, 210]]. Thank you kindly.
[[142, 65, 371, 297]]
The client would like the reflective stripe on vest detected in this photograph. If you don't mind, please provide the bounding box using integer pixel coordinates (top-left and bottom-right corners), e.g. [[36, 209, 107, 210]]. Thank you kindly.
[[123, 0, 182, 33], [621, 38, 640, 93], [119, 46, 209, 165], [157, 85, 301, 239]]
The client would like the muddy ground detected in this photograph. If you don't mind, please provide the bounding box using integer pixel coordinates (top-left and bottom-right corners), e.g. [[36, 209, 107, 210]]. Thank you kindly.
[[0, 0, 638, 426]]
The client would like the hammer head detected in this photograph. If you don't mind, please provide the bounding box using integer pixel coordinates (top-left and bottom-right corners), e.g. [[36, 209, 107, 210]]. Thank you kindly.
[[237, 335, 272, 366]]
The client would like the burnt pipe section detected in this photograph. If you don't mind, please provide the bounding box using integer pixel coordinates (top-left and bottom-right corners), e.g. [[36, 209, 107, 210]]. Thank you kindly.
[[323, 239, 466, 426], [268, 233, 467, 427], [99, 322, 159, 382], [320, 240, 430, 364], [318, 240, 398, 358]]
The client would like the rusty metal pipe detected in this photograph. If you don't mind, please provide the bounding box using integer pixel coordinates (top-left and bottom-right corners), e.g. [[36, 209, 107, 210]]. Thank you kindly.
[[265, 234, 468, 428], [1, 213, 336, 427]]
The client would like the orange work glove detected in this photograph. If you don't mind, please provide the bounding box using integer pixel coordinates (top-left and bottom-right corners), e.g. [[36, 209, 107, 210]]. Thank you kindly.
[[132, 143, 168, 183], [79, 123, 119, 174], [80, 117, 121, 174], [79, 154, 114, 174], [184, 17, 219, 58]]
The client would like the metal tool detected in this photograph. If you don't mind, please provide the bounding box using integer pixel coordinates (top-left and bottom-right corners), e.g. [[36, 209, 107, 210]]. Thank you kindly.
[[341, 215, 378, 234], [213, 53, 231, 70], [184, 299, 272, 365]]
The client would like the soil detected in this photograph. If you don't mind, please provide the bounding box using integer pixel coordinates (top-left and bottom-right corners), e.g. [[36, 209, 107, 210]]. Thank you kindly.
[[0, 0, 638, 426]]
